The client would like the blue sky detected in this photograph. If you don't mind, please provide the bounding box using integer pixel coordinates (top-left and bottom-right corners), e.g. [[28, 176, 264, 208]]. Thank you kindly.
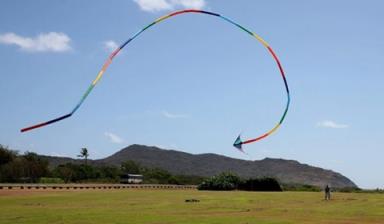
[[1, 0, 383, 189]]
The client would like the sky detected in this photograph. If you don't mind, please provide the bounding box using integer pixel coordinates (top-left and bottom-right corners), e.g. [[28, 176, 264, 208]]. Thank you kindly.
[[0, 0, 383, 189]]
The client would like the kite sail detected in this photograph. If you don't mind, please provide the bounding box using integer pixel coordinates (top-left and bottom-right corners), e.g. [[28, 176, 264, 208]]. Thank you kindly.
[[20, 9, 290, 152]]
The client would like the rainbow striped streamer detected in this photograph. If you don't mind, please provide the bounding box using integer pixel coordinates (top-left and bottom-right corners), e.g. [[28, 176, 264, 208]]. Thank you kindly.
[[21, 9, 290, 152]]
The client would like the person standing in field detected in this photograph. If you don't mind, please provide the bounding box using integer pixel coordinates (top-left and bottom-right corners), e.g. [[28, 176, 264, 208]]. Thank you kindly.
[[324, 184, 331, 200]]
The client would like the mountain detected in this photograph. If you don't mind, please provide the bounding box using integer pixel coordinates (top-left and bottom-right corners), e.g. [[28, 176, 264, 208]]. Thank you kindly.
[[43, 144, 357, 188], [98, 144, 356, 188]]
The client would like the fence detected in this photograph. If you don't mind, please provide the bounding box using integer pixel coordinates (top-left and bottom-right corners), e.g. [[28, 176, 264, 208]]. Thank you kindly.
[[0, 184, 196, 190]]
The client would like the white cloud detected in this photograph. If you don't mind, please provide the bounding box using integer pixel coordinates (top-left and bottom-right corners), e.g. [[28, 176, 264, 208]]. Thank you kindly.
[[172, 0, 205, 9], [134, 0, 172, 12], [317, 120, 349, 129], [50, 152, 69, 157], [104, 40, 119, 52], [104, 132, 125, 144], [0, 32, 71, 52], [133, 0, 205, 12], [162, 110, 189, 119]]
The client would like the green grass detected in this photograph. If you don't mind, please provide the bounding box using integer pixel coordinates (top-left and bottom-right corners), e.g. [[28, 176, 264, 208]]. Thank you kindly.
[[1, 190, 384, 224]]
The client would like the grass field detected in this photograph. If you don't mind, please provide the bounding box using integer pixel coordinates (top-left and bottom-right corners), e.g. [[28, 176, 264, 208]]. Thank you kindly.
[[1, 189, 384, 224]]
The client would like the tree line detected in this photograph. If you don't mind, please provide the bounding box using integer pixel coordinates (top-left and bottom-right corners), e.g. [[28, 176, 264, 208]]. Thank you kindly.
[[1, 144, 287, 191], [0, 145, 203, 185], [0, 145, 49, 183]]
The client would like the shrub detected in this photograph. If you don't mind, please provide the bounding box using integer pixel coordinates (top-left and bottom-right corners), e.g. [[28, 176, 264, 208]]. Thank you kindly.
[[198, 173, 283, 192], [198, 172, 241, 191], [238, 177, 282, 191]]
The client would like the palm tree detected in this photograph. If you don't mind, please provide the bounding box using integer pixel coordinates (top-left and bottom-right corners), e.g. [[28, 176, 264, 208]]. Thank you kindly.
[[78, 148, 89, 165]]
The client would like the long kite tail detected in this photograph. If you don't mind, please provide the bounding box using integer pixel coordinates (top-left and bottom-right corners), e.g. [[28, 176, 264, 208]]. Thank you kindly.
[[21, 9, 290, 149], [233, 46, 290, 150]]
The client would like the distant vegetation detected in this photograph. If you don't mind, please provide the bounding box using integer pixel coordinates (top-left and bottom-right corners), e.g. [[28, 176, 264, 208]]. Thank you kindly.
[[198, 172, 282, 191], [0, 144, 370, 192], [281, 183, 322, 192], [198, 172, 241, 191], [0, 145, 49, 183], [238, 177, 282, 191], [0, 145, 203, 185], [120, 160, 204, 185], [0, 145, 281, 190]]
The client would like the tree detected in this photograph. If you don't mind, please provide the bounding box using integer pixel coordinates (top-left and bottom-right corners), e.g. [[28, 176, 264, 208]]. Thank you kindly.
[[1, 145, 22, 182], [98, 165, 120, 182], [22, 152, 49, 182], [1, 147, 49, 183], [143, 167, 172, 184], [121, 160, 141, 174], [53, 163, 74, 183], [78, 148, 89, 165], [0, 144, 17, 166], [198, 172, 241, 191], [1, 157, 24, 182]]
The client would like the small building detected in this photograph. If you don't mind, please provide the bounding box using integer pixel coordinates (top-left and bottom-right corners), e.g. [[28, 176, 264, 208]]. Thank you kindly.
[[120, 174, 143, 184]]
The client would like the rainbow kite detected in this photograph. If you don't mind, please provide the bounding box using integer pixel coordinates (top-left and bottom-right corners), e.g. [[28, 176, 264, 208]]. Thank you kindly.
[[20, 9, 290, 152]]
